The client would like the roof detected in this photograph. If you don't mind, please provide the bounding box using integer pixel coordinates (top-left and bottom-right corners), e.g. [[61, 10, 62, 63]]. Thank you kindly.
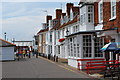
[[59, 15, 79, 29], [37, 27, 49, 34], [0, 39, 16, 47], [51, 21, 61, 30]]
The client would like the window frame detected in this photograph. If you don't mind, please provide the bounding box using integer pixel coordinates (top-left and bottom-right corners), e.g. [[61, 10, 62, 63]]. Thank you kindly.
[[110, 0, 116, 20], [88, 6, 94, 23], [98, 0, 103, 23]]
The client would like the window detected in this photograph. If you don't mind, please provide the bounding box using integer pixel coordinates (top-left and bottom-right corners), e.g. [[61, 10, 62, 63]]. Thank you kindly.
[[50, 32, 52, 42], [68, 40, 70, 56], [73, 25, 79, 33], [62, 29, 64, 37], [94, 37, 104, 57], [88, 6, 93, 23], [58, 31, 60, 39], [98, 1, 103, 22], [70, 38, 73, 57], [83, 35, 92, 57], [50, 45, 52, 54], [58, 46, 60, 54], [80, 15, 83, 24], [77, 44, 80, 57], [111, 0, 116, 18]]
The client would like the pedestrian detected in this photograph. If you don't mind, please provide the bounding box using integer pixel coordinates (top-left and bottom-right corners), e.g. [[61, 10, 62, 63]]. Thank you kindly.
[[28, 50, 31, 58], [32, 49, 35, 56], [36, 50, 38, 58], [23, 50, 26, 58]]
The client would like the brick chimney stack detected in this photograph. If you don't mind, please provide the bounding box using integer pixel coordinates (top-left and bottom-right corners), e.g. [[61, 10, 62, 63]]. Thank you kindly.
[[61, 13, 66, 18], [72, 7, 79, 15], [46, 15, 52, 26], [56, 9, 62, 19], [66, 3, 74, 16]]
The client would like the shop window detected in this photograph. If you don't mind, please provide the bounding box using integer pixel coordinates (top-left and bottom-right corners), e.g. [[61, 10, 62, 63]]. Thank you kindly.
[[94, 37, 104, 57], [83, 35, 92, 57]]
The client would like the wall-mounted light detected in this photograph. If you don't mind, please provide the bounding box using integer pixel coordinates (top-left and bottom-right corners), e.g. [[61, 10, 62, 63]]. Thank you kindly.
[[66, 29, 69, 35]]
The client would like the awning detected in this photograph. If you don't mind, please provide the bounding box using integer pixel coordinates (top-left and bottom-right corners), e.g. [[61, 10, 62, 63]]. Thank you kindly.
[[59, 38, 65, 42], [100, 42, 117, 52], [100, 42, 120, 52], [65, 27, 118, 37]]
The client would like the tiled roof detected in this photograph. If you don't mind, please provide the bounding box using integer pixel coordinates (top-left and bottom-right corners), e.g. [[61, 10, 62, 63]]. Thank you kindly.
[[51, 21, 60, 30], [37, 27, 49, 34], [0, 38, 16, 47], [59, 15, 79, 29]]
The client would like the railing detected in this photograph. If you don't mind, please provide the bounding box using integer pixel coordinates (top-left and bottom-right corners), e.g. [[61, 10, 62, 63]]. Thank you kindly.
[[86, 60, 119, 74], [77, 58, 104, 70]]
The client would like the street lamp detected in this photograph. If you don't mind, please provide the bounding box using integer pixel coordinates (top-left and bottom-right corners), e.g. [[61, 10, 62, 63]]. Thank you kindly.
[[4, 32, 6, 40]]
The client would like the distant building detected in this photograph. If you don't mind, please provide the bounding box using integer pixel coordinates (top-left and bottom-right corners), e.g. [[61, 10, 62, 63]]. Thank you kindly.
[[0, 38, 16, 61], [13, 41, 33, 51]]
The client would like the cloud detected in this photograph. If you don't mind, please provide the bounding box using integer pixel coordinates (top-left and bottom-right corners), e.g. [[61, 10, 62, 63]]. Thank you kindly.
[[0, 2, 77, 41], [1, 16, 44, 41]]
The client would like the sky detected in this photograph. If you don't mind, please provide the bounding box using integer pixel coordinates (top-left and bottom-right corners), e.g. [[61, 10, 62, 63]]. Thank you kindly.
[[0, 1, 79, 42]]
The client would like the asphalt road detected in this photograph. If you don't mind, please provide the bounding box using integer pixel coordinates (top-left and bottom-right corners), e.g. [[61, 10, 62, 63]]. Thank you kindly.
[[2, 56, 90, 78]]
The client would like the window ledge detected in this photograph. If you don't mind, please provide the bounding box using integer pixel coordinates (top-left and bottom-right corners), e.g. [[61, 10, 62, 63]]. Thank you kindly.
[[99, 20, 103, 24], [109, 16, 116, 21]]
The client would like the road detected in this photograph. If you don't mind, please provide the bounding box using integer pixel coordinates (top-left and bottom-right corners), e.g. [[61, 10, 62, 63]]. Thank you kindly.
[[2, 56, 91, 78]]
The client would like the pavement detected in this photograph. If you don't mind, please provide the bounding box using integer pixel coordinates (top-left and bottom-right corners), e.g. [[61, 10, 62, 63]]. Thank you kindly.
[[2, 56, 93, 78]]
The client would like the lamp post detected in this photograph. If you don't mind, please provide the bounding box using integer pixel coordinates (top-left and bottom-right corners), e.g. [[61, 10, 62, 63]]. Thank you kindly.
[[4, 32, 6, 40]]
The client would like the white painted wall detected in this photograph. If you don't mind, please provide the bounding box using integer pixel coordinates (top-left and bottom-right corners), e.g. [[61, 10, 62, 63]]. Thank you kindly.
[[0, 47, 15, 61], [68, 59, 78, 68]]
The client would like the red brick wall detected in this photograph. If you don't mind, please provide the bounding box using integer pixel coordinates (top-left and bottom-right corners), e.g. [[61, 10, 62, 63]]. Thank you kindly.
[[94, 2, 99, 26], [94, 1, 120, 32], [103, 1, 120, 32]]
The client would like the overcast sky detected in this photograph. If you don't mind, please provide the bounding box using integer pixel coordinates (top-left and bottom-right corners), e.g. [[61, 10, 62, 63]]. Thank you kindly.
[[0, 1, 79, 42]]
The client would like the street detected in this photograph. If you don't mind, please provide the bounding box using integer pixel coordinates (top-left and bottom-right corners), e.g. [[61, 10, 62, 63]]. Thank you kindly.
[[2, 56, 90, 78]]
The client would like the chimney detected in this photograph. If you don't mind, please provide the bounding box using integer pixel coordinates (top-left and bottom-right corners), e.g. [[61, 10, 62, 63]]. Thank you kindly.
[[46, 15, 52, 26], [72, 7, 79, 15], [66, 3, 74, 16], [61, 13, 66, 18], [56, 9, 62, 19]]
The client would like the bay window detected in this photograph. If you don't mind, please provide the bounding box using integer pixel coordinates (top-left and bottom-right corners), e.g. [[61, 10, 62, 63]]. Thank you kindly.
[[94, 37, 104, 57], [83, 35, 92, 57], [88, 6, 93, 23]]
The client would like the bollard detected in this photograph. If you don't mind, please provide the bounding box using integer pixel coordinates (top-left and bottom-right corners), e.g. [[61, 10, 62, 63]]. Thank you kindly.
[[77, 62, 80, 70]]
